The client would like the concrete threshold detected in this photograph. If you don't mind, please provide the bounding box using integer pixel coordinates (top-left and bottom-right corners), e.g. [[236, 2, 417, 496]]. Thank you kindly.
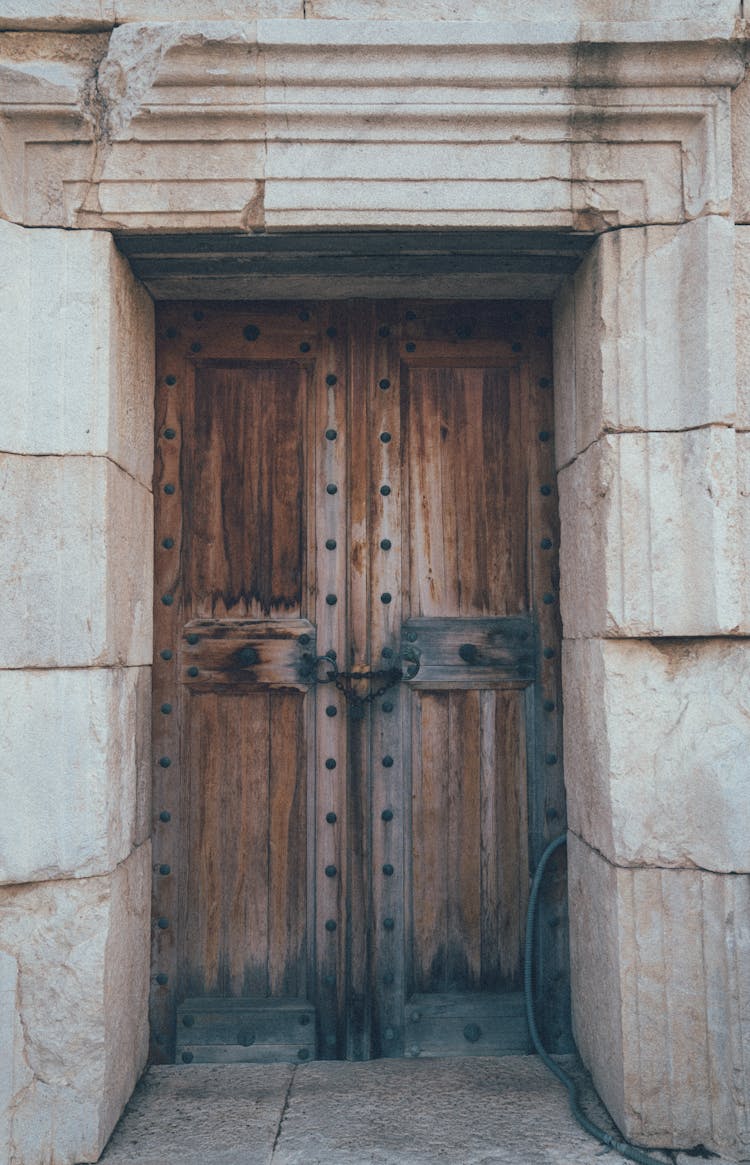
[[95, 1055, 733, 1165]]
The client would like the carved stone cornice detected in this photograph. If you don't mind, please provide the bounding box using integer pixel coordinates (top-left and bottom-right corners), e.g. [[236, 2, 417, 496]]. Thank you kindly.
[[0, 21, 744, 232]]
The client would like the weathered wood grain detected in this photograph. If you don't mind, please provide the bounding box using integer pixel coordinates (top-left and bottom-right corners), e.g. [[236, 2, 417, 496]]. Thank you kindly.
[[404, 992, 531, 1058], [345, 302, 376, 1060], [152, 304, 317, 1064], [181, 690, 307, 999], [368, 302, 406, 1060], [411, 691, 450, 992], [269, 691, 308, 997], [312, 302, 349, 1059], [150, 299, 565, 1063], [523, 301, 568, 1051], [177, 1045, 314, 1065], [401, 615, 535, 687], [482, 689, 529, 989], [185, 362, 306, 619], [150, 313, 187, 1063], [406, 363, 528, 618], [410, 687, 529, 997], [179, 618, 315, 691]]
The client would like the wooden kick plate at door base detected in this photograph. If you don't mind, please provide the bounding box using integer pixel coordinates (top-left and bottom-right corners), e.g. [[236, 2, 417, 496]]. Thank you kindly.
[[175, 998, 317, 1064], [403, 993, 531, 1058]]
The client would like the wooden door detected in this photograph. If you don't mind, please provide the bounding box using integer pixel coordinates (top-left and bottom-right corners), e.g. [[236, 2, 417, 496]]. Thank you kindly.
[[151, 301, 566, 1065]]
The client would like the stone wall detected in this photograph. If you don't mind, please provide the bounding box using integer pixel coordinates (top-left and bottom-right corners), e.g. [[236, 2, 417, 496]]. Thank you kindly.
[[0, 0, 742, 26], [557, 217, 750, 1155], [0, 220, 155, 1163], [0, 8, 748, 1164], [0, 20, 742, 235]]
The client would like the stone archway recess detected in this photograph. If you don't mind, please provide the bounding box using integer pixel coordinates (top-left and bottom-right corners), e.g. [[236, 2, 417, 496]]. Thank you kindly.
[[0, 15, 748, 1165]]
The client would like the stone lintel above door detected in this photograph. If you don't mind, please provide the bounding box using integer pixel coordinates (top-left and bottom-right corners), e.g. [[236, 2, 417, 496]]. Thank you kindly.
[[0, 20, 743, 233]]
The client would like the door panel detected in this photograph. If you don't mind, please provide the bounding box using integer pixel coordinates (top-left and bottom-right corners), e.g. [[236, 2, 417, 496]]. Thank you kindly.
[[151, 300, 567, 1066], [187, 362, 307, 618], [182, 689, 307, 999], [410, 687, 528, 995], [405, 365, 528, 617]]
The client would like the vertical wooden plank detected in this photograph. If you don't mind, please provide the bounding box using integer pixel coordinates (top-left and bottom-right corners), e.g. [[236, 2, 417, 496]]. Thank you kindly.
[[344, 300, 375, 1059], [407, 371, 451, 617], [369, 300, 406, 1057], [411, 692, 449, 992], [185, 692, 281, 999], [183, 692, 222, 996], [270, 375, 306, 610], [436, 373, 462, 616], [312, 302, 349, 1058], [269, 691, 307, 997], [481, 366, 528, 616], [447, 690, 482, 990], [406, 363, 525, 620], [479, 689, 500, 988], [456, 374, 488, 614], [150, 306, 189, 1063], [187, 364, 305, 620], [226, 692, 271, 997], [488, 689, 529, 989], [523, 301, 568, 1050]]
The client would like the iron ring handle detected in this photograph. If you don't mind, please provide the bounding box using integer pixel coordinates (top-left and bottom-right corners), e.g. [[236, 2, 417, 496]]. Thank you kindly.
[[400, 648, 420, 681]]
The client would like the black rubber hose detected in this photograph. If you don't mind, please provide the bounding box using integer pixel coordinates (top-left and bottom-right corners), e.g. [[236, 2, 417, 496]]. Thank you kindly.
[[524, 834, 669, 1165]]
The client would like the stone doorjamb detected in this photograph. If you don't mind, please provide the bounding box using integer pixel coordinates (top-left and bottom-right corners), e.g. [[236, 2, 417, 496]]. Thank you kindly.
[[0, 16, 749, 1164]]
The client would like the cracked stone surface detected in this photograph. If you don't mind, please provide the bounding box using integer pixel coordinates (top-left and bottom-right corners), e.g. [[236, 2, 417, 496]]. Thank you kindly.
[[96, 1057, 744, 1165]]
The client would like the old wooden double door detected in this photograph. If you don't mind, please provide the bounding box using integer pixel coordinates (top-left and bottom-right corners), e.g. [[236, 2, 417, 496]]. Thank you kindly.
[[151, 300, 564, 1065]]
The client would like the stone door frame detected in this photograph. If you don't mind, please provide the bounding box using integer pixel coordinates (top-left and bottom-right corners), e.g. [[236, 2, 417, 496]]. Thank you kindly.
[[1, 17, 748, 1164], [126, 217, 742, 1135]]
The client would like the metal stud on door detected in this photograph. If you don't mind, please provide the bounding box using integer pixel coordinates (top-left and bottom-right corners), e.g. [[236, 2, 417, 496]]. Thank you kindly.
[[150, 300, 566, 1065]]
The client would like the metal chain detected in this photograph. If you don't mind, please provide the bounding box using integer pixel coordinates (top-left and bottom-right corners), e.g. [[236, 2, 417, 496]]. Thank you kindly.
[[299, 651, 418, 712], [333, 667, 403, 708]]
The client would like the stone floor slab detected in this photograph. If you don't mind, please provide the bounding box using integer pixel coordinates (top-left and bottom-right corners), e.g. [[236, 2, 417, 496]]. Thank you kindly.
[[271, 1057, 640, 1165], [97, 1064, 295, 1165], [96, 1056, 741, 1165]]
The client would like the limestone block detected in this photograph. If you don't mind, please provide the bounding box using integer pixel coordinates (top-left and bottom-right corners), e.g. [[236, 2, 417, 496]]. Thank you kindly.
[[741, 433, 750, 631], [262, 94, 729, 229], [0, 845, 151, 1165], [554, 218, 736, 468], [733, 63, 750, 227], [0, 33, 104, 224], [0, 3, 115, 29], [259, 24, 736, 229], [307, 1, 739, 14], [0, 221, 154, 486], [0, 666, 150, 885], [0, 1, 740, 25], [558, 428, 742, 637], [0, 953, 20, 1165], [0, 2, 739, 26], [0, 455, 153, 667], [116, 0, 302, 17], [69, 22, 266, 230], [1, 23, 737, 231], [569, 834, 750, 1156], [563, 638, 750, 872], [734, 226, 750, 429], [0, 1, 303, 25]]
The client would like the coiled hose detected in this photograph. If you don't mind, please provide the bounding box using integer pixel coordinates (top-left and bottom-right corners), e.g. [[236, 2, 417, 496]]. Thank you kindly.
[[524, 834, 669, 1165]]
